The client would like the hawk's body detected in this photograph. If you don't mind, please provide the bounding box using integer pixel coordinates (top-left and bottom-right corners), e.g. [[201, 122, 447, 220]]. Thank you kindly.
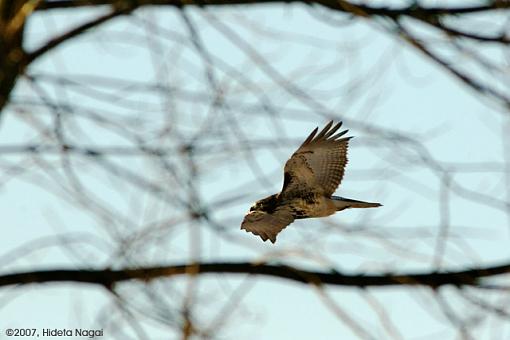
[[241, 121, 381, 243]]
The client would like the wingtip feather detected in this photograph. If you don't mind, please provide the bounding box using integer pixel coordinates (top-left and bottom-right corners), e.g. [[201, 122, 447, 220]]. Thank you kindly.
[[315, 121, 334, 139], [330, 129, 350, 140], [324, 121, 343, 138], [300, 126, 319, 147]]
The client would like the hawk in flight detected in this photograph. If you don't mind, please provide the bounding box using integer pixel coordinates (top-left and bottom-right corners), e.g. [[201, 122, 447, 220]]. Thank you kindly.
[[241, 121, 381, 243]]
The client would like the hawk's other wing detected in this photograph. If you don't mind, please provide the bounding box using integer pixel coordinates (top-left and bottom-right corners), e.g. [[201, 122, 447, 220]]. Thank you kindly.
[[240, 207, 294, 243], [281, 121, 351, 198]]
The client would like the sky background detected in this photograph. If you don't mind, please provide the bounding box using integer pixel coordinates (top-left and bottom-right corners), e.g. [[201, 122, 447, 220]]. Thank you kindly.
[[0, 2, 509, 339]]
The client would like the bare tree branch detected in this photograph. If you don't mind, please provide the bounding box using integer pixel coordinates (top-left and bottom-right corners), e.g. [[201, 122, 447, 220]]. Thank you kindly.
[[2, 261, 510, 288], [26, 6, 132, 64], [35, 0, 510, 17]]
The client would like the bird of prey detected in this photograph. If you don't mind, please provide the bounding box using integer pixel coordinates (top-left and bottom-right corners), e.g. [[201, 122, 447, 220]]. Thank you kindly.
[[241, 121, 381, 243]]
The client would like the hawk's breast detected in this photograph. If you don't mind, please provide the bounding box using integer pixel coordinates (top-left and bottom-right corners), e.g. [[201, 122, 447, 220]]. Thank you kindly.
[[286, 194, 336, 219]]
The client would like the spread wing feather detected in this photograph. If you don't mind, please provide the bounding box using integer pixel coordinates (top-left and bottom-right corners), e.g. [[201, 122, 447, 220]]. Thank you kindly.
[[240, 207, 294, 243], [282, 121, 351, 197]]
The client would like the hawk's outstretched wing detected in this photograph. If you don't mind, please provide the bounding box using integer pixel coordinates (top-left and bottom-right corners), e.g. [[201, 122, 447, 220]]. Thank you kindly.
[[240, 207, 294, 243], [281, 121, 351, 198]]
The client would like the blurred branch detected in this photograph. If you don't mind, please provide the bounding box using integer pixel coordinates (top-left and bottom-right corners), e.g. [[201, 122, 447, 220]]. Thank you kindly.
[[35, 0, 510, 17], [394, 21, 510, 111], [26, 6, 132, 64], [2, 261, 510, 288], [0, 2, 133, 115]]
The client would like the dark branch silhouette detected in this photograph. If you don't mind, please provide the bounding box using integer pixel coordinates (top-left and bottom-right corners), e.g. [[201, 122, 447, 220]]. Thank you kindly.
[[2, 261, 510, 288], [35, 0, 510, 17]]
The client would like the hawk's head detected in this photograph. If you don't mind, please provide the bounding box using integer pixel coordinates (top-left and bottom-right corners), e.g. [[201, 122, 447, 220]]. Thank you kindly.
[[249, 194, 279, 213]]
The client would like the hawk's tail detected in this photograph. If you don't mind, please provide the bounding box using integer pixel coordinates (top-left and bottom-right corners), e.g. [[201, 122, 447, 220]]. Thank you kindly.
[[331, 196, 382, 211]]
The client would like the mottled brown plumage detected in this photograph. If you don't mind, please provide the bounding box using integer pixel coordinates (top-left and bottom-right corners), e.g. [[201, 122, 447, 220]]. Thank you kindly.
[[241, 121, 381, 243]]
